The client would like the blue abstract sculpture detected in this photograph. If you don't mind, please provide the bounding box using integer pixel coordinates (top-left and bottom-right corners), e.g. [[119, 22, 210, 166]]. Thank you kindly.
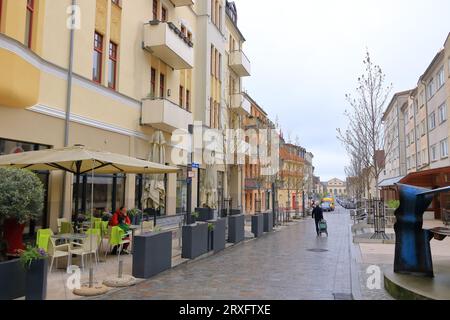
[[394, 183, 450, 277]]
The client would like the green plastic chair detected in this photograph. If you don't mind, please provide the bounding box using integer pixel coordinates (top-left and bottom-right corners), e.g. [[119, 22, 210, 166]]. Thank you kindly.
[[36, 229, 53, 251], [105, 226, 130, 259], [60, 221, 73, 234], [86, 228, 102, 246]]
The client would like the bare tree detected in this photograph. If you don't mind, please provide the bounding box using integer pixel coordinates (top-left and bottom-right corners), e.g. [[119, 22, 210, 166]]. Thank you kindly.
[[337, 51, 392, 197]]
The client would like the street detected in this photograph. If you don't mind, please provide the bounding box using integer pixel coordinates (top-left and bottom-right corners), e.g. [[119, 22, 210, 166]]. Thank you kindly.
[[98, 206, 356, 300]]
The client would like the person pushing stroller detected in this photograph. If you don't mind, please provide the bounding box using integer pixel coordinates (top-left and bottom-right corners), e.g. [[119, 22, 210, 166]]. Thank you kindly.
[[312, 202, 324, 236]]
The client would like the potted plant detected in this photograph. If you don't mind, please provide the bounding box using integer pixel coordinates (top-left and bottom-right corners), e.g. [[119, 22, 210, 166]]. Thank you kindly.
[[191, 211, 199, 224], [127, 208, 143, 226], [19, 246, 48, 300], [0, 168, 44, 258]]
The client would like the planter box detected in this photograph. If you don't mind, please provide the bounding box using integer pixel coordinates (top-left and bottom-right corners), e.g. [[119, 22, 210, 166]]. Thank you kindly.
[[207, 219, 226, 253], [195, 208, 214, 222], [0, 259, 26, 300], [182, 223, 208, 259], [251, 214, 264, 238], [132, 231, 172, 279], [228, 214, 245, 243], [26, 259, 48, 300], [230, 209, 241, 216], [263, 212, 274, 233]]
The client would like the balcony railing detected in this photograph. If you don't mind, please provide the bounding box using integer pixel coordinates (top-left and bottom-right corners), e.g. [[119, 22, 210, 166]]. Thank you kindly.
[[229, 50, 251, 77], [230, 93, 251, 115], [141, 98, 193, 132], [143, 21, 194, 70]]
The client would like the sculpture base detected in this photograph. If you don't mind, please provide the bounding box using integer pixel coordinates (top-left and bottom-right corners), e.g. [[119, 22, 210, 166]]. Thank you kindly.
[[384, 261, 450, 300]]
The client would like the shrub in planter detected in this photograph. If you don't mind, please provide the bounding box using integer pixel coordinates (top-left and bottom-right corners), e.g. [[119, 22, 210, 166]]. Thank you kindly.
[[0, 168, 44, 258], [19, 246, 48, 300], [127, 208, 143, 225]]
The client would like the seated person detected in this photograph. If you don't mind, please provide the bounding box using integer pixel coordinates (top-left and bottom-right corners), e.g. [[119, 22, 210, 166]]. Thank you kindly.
[[110, 207, 131, 254]]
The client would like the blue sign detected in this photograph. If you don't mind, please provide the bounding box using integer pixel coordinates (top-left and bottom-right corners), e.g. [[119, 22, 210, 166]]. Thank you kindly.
[[191, 163, 200, 169]]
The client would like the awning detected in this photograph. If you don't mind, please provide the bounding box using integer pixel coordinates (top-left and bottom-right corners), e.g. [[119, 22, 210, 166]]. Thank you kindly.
[[378, 176, 405, 188]]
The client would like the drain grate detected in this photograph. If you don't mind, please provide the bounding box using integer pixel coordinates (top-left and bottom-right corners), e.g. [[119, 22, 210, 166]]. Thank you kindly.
[[333, 293, 353, 300], [307, 249, 329, 253]]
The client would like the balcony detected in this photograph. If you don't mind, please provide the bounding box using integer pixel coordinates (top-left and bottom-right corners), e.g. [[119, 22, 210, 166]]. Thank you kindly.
[[143, 21, 194, 70], [170, 0, 194, 6], [229, 50, 251, 77], [141, 98, 193, 132], [231, 93, 251, 115]]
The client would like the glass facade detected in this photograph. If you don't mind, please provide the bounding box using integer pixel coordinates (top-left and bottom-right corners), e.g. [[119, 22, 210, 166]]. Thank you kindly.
[[73, 174, 125, 216], [176, 167, 187, 214], [0, 138, 50, 235]]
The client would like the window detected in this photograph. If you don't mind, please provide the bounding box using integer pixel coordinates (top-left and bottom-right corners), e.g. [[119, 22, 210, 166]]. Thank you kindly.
[[187, 31, 192, 41], [93, 32, 103, 83], [211, 0, 215, 24], [108, 42, 118, 89], [437, 67, 445, 89], [179, 86, 184, 107], [25, 0, 34, 48], [161, 6, 168, 22], [186, 89, 190, 111], [417, 151, 421, 166], [427, 79, 435, 100], [180, 24, 186, 36], [209, 98, 214, 127], [438, 103, 447, 124], [159, 73, 165, 98], [0, 0, 3, 29], [111, 0, 121, 6], [153, 0, 158, 20], [217, 53, 222, 80], [420, 120, 426, 136], [429, 112, 436, 130], [419, 91, 425, 107], [441, 139, 449, 158], [431, 144, 437, 162], [210, 45, 215, 77], [422, 149, 427, 164], [150, 68, 156, 98]]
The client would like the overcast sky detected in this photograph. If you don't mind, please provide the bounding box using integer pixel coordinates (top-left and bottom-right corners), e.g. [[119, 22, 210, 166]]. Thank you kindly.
[[233, 0, 450, 182]]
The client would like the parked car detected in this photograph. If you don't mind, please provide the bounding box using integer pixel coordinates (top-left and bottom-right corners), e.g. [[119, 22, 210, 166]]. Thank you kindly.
[[321, 202, 332, 212]]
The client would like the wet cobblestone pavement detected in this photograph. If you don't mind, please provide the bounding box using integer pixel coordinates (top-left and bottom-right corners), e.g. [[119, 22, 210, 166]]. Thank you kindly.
[[94, 207, 391, 300]]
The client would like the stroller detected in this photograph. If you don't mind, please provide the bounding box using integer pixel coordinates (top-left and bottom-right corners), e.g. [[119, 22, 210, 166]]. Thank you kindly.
[[318, 219, 328, 237]]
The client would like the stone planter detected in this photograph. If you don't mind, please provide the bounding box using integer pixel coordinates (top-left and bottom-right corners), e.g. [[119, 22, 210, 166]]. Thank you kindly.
[[182, 223, 208, 259], [207, 219, 226, 253], [195, 208, 214, 222], [251, 214, 264, 238], [132, 231, 172, 279], [263, 212, 274, 233], [25, 258, 48, 300], [0, 259, 26, 300], [228, 214, 245, 244]]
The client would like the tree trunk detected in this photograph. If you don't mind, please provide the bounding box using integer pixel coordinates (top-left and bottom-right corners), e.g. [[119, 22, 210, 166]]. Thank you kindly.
[[4, 218, 25, 256]]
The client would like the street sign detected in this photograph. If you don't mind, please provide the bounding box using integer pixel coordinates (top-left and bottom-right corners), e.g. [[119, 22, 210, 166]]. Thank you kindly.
[[191, 162, 200, 169]]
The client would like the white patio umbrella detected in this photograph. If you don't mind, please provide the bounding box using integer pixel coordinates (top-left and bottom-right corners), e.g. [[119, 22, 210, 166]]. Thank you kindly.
[[0, 144, 178, 294], [204, 163, 217, 209], [143, 131, 166, 211]]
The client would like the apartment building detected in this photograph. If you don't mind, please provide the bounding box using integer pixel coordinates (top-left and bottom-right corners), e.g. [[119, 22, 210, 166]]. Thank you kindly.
[[243, 95, 274, 214], [381, 32, 450, 218], [0, 0, 257, 233], [278, 139, 307, 211]]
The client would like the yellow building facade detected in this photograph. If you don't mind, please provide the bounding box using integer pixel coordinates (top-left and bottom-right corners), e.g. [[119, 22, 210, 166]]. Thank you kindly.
[[0, 0, 255, 233]]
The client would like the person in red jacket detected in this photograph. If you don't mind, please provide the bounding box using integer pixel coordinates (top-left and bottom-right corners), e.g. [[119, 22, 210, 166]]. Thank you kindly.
[[110, 207, 131, 254]]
